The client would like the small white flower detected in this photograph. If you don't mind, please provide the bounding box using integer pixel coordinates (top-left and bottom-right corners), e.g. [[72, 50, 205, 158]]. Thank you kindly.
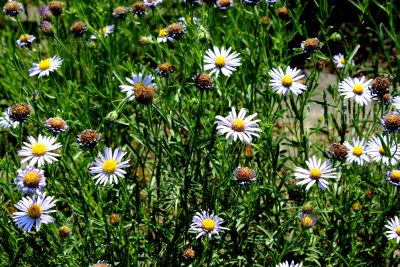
[[89, 147, 130, 185], [366, 136, 400, 165], [16, 34, 35, 47], [204, 46, 241, 77], [157, 28, 168, 43], [12, 193, 56, 232], [385, 216, 400, 243], [90, 25, 115, 40], [392, 96, 400, 110], [338, 76, 372, 106], [268, 66, 307, 95], [343, 137, 370, 165], [14, 166, 46, 194], [144, 0, 163, 8], [119, 73, 156, 101], [18, 134, 62, 167], [29, 55, 63, 78], [276, 261, 303, 267], [333, 53, 346, 68], [294, 156, 337, 190], [215, 107, 261, 143], [0, 109, 19, 128], [190, 210, 229, 240]]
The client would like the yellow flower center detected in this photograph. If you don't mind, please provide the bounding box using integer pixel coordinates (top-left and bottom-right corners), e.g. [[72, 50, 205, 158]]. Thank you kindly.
[[281, 75, 293, 87], [353, 84, 363, 95], [352, 146, 363, 156], [379, 146, 386, 156], [99, 27, 108, 35], [309, 168, 321, 180], [19, 34, 29, 42], [215, 56, 226, 68], [231, 118, 245, 132], [38, 59, 51, 70], [134, 82, 144, 89], [201, 218, 215, 231], [396, 227, 400, 236], [31, 143, 47, 156], [390, 171, 400, 183], [159, 28, 167, 37], [302, 215, 314, 227], [103, 159, 118, 174], [27, 203, 42, 219], [23, 171, 41, 187], [339, 57, 345, 64]]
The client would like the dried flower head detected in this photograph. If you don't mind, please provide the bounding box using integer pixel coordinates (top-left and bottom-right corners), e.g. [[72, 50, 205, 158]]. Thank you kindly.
[[109, 213, 121, 224], [370, 77, 392, 97], [316, 60, 326, 71], [9, 103, 31, 123], [383, 93, 391, 105], [3, 1, 23, 16], [77, 129, 101, 148], [216, 0, 233, 10], [352, 201, 361, 212], [58, 225, 70, 237], [182, 247, 196, 262], [156, 63, 176, 77], [132, 2, 146, 16], [40, 21, 54, 35], [112, 6, 129, 19], [327, 143, 348, 161], [48, 1, 64, 16], [233, 167, 256, 185], [365, 189, 374, 200], [277, 6, 290, 20], [261, 16, 270, 25], [243, 144, 254, 158], [301, 38, 319, 54], [134, 85, 156, 105], [165, 23, 186, 40], [303, 203, 313, 213], [70, 21, 87, 37], [44, 117, 68, 134], [193, 73, 214, 90], [381, 112, 400, 133]]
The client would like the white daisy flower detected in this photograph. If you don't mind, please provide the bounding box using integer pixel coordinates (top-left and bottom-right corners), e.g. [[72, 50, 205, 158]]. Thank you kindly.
[[144, 0, 163, 8], [189, 210, 229, 240], [0, 109, 19, 128], [16, 34, 35, 47], [204, 46, 241, 77], [12, 193, 56, 232], [268, 66, 307, 95], [392, 96, 400, 110], [14, 166, 46, 194], [89, 147, 130, 185], [333, 53, 346, 68], [386, 170, 400, 186], [366, 136, 400, 165], [90, 25, 115, 40], [294, 156, 338, 190], [215, 107, 261, 143], [28, 55, 63, 78], [385, 216, 400, 243], [276, 261, 303, 267], [17, 134, 62, 167], [343, 137, 370, 165], [338, 76, 372, 106], [157, 28, 168, 43], [216, 0, 233, 10], [119, 73, 156, 101]]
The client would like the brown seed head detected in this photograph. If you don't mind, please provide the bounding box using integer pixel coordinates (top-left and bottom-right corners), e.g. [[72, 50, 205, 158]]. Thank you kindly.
[[328, 143, 348, 161], [45, 117, 68, 133], [156, 63, 176, 77], [113, 6, 128, 19], [243, 144, 254, 158], [70, 21, 87, 37], [165, 23, 186, 39], [316, 60, 326, 71], [303, 203, 314, 213], [365, 189, 374, 200], [134, 85, 156, 105], [77, 129, 101, 148], [10, 103, 31, 122], [261, 16, 270, 25], [302, 38, 319, 53], [182, 247, 196, 262], [109, 213, 121, 225], [382, 112, 400, 133], [59, 225, 71, 237], [48, 1, 64, 16], [370, 77, 391, 96], [277, 6, 290, 20], [132, 2, 146, 16], [235, 167, 256, 184], [193, 73, 213, 90], [3, 1, 23, 16]]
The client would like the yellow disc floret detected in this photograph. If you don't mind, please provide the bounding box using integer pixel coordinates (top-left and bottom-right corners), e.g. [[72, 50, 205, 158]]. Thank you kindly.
[[231, 118, 245, 132], [353, 84, 363, 95], [379, 146, 386, 156], [352, 146, 363, 156], [99, 27, 108, 35], [23, 171, 41, 187], [309, 168, 322, 180], [27, 203, 42, 219], [302, 215, 314, 227], [281, 75, 293, 87], [390, 171, 400, 183], [201, 218, 215, 231], [103, 159, 118, 174], [396, 226, 400, 236], [214, 56, 226, 68], [340, 57, 345, 64], [31, 143, 47, 156], [38, 59, 51, 70], [159, 28, 167, 37]]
